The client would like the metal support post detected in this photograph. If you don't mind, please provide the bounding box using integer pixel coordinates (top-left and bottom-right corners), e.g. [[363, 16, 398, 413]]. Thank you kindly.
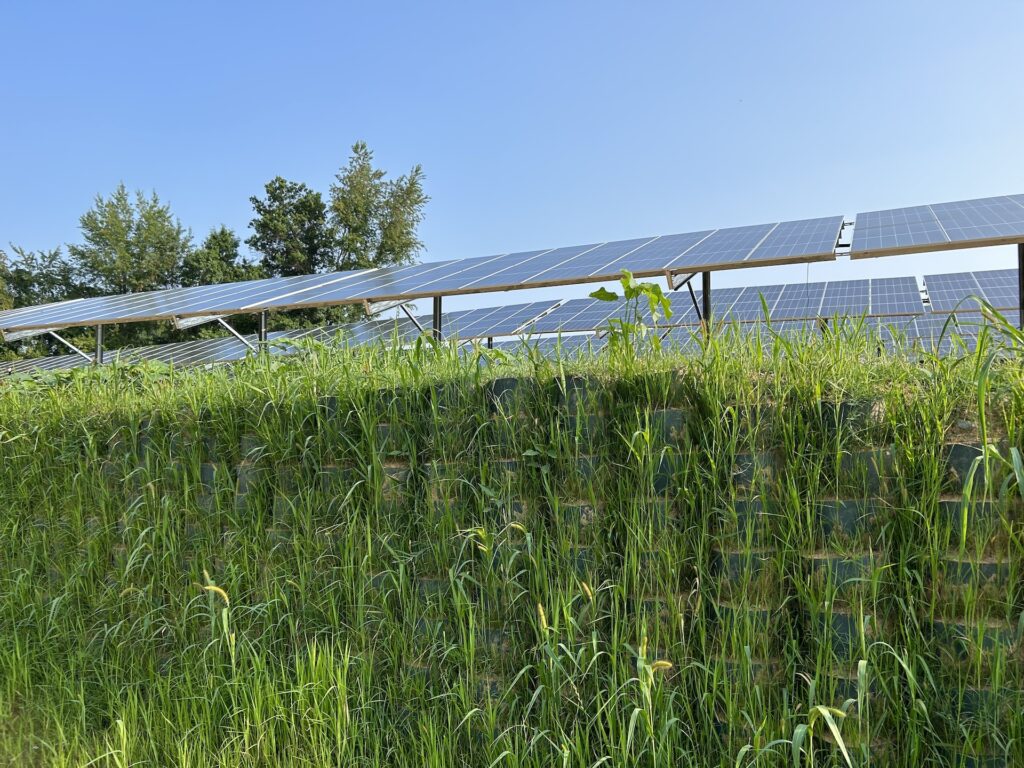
[[1018, 243, 1023, 330], [701, 271, 712, 328], [432, 296, 442, 341], [257, 311, 269, 348], [94, 324, 104, 365], [487, 337, 493, 349]]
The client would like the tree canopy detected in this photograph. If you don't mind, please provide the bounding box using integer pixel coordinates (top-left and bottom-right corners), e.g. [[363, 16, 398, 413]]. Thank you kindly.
[[246, 178, 334, 277], [68, 184, 194, 296], [246, 142, 429, 278], [329, 141, 428, 272]]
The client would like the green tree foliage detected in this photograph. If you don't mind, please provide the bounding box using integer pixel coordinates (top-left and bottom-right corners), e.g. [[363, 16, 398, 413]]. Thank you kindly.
[[0, 246, 82, 307], [246, 142, 429, 279], [68, 183, 193, 295], [181, 226, 261, 288], [0, 255, 13, 312], [245, 178, 335, 277], [329, 141, 428, 272]]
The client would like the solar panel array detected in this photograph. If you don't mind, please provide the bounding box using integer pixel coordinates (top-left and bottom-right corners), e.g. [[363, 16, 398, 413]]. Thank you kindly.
[[2, 268, 1019, 379], [2, 191, 1022, 340], [0, 215, 844, 335], [850, 194, 1024, 258]]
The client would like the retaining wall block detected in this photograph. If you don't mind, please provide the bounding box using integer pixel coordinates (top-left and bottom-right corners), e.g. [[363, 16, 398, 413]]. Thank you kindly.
[[839, 447, 894, 494], [943, 442, 986, 490], [732, 451, 775, 490]]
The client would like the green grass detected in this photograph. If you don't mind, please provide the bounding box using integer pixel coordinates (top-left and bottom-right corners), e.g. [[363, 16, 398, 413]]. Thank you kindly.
[[0, 324, 1022, 766]]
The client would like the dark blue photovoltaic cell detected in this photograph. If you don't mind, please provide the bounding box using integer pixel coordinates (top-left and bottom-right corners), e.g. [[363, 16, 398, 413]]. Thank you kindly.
[[601, 232, 715, 275], [415, 250, 566, 293], [598, 233, 716, 274]]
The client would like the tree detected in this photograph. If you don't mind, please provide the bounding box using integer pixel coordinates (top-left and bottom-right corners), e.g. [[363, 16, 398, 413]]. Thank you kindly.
[[245, 142, 430, 280], [329, 141, 428, 272], [245, 178, 334, 277], [68, 183, 193, 295], [0, 266, 11, 311], [181, 226, 260, 287], [0, 246, 82, 308]]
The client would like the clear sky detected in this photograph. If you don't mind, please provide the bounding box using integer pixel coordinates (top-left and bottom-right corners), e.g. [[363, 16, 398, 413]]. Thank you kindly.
[[1, 2, 1023, 316]]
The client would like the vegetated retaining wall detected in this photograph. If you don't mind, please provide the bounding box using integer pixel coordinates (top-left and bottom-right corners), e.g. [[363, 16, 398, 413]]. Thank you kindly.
[[2, 369, 1022, 766]]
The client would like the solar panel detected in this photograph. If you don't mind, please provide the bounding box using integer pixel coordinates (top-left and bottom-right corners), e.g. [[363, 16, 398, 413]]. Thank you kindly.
[[932, 197, 1024, 244], [971, 269, 1018, 309], [441, 301, 558, 339], [924, 269, 1019, 313], [771, 282, 827, 320], [520, 298, 622, 335], [748, 217, 844, 262], [5, 192, 1023, 336], [660, 325, 702, 350], [720, 284, 785, 322], [818, 279, 869, 317], [924, 272, 980, 312], [0, 270, 380, 336], [849, 205, 945, 257], [850, 194, 1024, 258], [489, 334, 605, 357], [869, 276, 923, 315]]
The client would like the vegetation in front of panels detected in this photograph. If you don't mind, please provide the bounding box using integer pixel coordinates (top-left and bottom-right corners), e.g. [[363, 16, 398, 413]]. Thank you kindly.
[[0, 304, 1022, 767]]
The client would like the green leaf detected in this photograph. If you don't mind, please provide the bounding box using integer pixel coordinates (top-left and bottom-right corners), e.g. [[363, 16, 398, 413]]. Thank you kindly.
[[589, 287, 618, 302]]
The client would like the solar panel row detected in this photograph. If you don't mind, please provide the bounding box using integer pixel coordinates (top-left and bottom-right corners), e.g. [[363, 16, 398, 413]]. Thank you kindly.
[[660, 312, 1022, 355], [0, 215, 844, 335]]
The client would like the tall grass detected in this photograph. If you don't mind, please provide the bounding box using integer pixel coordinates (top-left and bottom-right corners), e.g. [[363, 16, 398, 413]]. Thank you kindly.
[[0, 323, 1021, 766]]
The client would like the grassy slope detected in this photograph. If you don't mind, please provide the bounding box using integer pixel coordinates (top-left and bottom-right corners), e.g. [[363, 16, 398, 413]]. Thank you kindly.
[[0, 326, 1022, 767]]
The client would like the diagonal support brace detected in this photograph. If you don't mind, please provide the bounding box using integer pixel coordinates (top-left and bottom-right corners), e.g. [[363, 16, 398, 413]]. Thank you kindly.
[[48, 330, 94, 363], [216, 318, 258, 352]]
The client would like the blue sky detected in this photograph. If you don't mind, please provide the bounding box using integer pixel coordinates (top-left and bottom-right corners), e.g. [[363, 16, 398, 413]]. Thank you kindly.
[[1, 2, 1023, 315]]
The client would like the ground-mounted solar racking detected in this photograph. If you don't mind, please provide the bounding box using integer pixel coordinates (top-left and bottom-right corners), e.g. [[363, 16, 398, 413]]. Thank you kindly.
[[4, 267, 1016, 379], [1, 191, 1022, 370]]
